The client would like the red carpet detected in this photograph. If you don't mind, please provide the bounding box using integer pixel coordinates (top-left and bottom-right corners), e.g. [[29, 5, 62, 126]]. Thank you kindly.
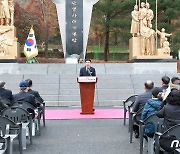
[[45, 109, 127, 120]]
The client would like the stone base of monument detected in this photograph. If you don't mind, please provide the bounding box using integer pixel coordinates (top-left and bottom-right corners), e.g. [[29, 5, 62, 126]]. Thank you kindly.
[[129, 36, 173, 61], [65, 57, 78, 64], [0, 26, 20, 61]]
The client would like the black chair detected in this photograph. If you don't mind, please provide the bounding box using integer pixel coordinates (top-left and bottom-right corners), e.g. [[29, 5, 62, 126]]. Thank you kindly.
[[0, 116, 22, 154], [123, 94, 138, 126], [139, 114, 163, 154], [155, 124, 180, 154], [35, 98, 46, 127], [13, 100, 42, 136], [0, 135, 8, 154], [0, 97, 13, 107], [129, 108, 143, 143], [1, 107, 33, 150]]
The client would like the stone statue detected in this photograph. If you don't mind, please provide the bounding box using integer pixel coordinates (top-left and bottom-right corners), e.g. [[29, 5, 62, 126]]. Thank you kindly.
[[130, 5, 139, 37], [129, 1, 172, 60], [140, 24, 156, 55], [139, 2, 147, 34], [148, 24, 156, 55], [157, 28, 172, 48], [0, 27, 13, 55], [163, 37, 171, 54], [8, 0, 14, 26], [0, 0, 11, 26], [146, 3, 154, 28], [140, 26, 150, 55]]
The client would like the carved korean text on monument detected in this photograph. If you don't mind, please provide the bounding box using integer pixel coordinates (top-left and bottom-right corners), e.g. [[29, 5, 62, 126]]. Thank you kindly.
[[129, 1, 172, 60], [66, 0, 83, 58]]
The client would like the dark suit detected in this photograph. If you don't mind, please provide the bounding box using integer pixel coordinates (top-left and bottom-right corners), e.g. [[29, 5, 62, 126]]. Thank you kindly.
[[132, 90, 152, 112], [79, 66, 96, 76], [13, 91, 37, 108], [0, 88, 13, 101], [157, 103, 180, 132], [132, 90, 152, 135], [27, 89, 44, 103]]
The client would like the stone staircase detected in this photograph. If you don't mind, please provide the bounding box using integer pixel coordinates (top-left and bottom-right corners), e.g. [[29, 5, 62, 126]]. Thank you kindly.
[[0, 62, 178, 107]]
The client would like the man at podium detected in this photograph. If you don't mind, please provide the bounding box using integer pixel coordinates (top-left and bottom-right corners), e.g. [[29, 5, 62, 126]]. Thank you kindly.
[[79, 59, 96, 76]]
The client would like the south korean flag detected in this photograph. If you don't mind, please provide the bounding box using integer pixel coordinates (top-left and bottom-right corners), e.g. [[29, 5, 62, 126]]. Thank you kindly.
[[24, 27, 38, 59]]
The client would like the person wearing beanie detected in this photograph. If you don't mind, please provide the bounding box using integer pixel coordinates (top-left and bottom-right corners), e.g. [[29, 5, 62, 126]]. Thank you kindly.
[[13, 80, 37, 108]]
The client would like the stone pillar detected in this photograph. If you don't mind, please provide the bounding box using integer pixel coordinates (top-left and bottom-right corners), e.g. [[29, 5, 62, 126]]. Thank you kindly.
[[52, 0, 99, 63]]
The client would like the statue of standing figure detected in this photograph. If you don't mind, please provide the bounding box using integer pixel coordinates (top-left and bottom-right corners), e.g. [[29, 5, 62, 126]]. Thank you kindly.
[[0, 0, 14, 26], [130, 5, 139, 37], [8, 0, 14, 26], [157, 28, 172, 48], [146, 3, 154, 28], [139, 2, 147, 34], [129, 1, 173, 58]]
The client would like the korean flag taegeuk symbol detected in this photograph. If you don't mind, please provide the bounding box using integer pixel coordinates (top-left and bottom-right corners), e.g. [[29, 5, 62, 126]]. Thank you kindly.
[[24, 27, 38, 59]]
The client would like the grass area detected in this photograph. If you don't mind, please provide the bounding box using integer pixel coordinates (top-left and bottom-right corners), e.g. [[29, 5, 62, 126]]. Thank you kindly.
[[87, 45, 129, 53], [20, 44, 129, 54]]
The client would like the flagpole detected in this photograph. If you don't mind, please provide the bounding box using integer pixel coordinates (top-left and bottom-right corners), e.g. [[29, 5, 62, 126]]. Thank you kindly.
[[139, 0, 140, 10], [136, 0, 137, 5], [156, 0, 158, 50]]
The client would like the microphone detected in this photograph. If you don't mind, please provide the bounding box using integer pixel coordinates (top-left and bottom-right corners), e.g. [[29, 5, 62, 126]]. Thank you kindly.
[[87, 68, 92, 76]]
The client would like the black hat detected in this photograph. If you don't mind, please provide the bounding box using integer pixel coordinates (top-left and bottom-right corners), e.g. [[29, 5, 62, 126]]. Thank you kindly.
[[0, 81, 5, 88], [19, 81, 29, 88]]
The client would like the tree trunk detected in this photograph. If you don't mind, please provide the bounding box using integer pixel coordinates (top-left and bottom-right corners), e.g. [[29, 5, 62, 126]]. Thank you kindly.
[[104, 15, 110, 62], [104, 30, 110, 61], [41, 0, 49, 58]]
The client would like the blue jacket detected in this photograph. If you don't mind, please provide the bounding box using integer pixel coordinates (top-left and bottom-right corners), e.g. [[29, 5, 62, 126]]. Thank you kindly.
[[141, 98, 162, 120]]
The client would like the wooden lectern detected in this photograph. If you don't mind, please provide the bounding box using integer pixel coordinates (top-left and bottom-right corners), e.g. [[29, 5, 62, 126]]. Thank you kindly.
[[77, 77, 97, 114]]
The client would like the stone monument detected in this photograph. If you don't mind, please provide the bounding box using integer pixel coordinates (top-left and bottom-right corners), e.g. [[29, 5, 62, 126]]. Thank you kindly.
[[0, 0, 19, 61], [52, 0, 99, 63], [129, 1, 173, 60]]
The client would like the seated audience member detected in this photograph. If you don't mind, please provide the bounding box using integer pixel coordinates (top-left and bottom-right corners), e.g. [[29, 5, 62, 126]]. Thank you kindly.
[[133, 80, 154, 112], [132, 80, 154, 138], [25, 79, 44, 104], [156, 89, 180, 132], [141, 87, 163, 120], [160, 76, 170, 91], [0, 81, 13, 102], [171, 77, 180, 85], [13, 81, 37, 108]]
